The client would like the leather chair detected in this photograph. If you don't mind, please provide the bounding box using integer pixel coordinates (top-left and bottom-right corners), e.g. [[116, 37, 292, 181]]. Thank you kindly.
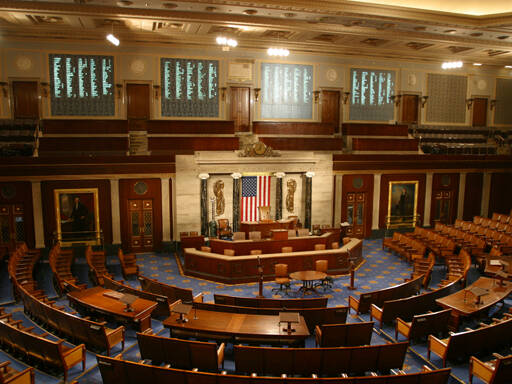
[[217, 219, 232, 239], [200, 246, 211, 252], [223, 249, 235, 256], [232, 231, 245, 240], [272, 263, 290, 294], [190, 231, 199, 236], [297, 228, 309, 237], [281, 246, 293, 253], [249, 231, 261, 240], [250, 250, 262, 255], [314, 244, 326, 250], [288, 229, 297, 238], [314, 259, 333, 290], [332, 242, 339, 249], [179, 232, 189, 239]]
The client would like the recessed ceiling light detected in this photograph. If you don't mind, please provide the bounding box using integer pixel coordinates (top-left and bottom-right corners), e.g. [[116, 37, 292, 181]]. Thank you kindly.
[[497, 35, 509, 40], [505, 65, 512, 69], [116, 1, 133, 6], [444, 29, 457, 34], [470, 32, 483, 37], [205, 6, 217, 12], [473, 63, 482, 66], [243, 9, 257, 15]]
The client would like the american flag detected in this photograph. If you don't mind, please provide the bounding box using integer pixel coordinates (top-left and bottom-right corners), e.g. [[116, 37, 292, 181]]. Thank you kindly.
[[241, 176, 271, 222]]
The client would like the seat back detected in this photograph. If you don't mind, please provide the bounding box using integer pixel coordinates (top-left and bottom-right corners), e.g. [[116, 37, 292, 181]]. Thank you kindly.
[[493, 354, 512, 384], [297, 228, 309, 237], [274, 263, 288, 278], [314, 244, 326, 251], [281, 246, 293, 253], [288, 229, 297, 238], [249, 231, 261, 240], [232, 232, 245, 240], [315, 259, 328, 273]]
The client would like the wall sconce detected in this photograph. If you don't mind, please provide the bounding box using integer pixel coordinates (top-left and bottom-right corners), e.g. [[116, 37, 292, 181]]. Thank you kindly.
[[421, 95, 429, 108], [0, 82, 8, 98], [343, 91, 350, 104], [490, 99, 497, 110], [115, 83, 123, 99], [254, 88, 261, 102], [220, 87, 227, 101], [313, 90, 320, 104], [153, 85, 160, 99], [390, 94, 401, 106], [40, 82, 49, 98], [466, 98, 474, 110]]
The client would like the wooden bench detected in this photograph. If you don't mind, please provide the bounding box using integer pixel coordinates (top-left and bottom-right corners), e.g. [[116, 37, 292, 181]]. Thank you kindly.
[[428, 316, 512, 367], [138, 275, 203, 304], [137, 331, 224, 372], [469, 353, 512, 384], [86, 245, 113, 286], [348, 274, 424, 314], [234, 342, 409, 376], [314, 321, 373, 347], [49, 244, 86, 294], [395, 309, 452, 342], [214, 293, 328, 308], [117, 248, 139, 279], [8, 245, 46, 301], [0, 316, 86, 382], [97, 354, 452, 383], [0, 362, 34, 384], [103, 275, 170, 317]]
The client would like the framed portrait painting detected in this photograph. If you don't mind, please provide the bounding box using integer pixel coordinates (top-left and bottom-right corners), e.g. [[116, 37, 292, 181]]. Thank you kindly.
[[387, 181, 419, 228], [54, 188, 100, 246]]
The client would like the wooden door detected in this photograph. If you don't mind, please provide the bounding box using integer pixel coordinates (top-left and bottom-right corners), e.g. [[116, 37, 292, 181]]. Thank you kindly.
[[126, 83, 150, 120], [401, 94, 419, 123], [432, 191, 453, 225], [128, 199, 154, 252], [0, 204, 25, 255], [345, 192, 366, 237], [321, 90, 340, 133], [472, 98, 487, 127], [12, 81, 39, 118], [230, 87, 250, 132], [431, 174, 459, 225]]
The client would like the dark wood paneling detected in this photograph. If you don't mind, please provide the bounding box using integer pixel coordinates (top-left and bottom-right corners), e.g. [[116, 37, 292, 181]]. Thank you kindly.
[[38, 137, 128, 153], [230, 87, 250, 132], [489, 172, 512, 217], [42, 120, 128, 134], [321, 90, 340, 133], [254, 122, 335, 136], [472, 98, 487, 127], [352, 138, 419, 151], [127, 83, 150, 120], [12, 81, 39, 119], [401, 94, 418, 124], [41, 180, 112, 247], [148, 137, 238, 152], [430, 173, 459, 225], [169, 178, 173, 242], [0, 181, 35, 248], [342, 123, 409, 136], [119, 179, 162, 252], [146, 120, 235, 134], [341, 174, 373, 237], [463, 173, 483, 221], [379, 174, 426, 228], [260, 137, 342, 151]]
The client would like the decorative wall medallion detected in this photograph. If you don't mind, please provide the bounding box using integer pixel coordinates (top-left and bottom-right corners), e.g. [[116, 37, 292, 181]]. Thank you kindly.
[[130, 59, 145, 75], [134, 181, 148, 195], [16, 56, 33, 71], [326, 68, 338, 82], [0, 185, 16, 200], [477, 79, 487, 90], [407, 73, 417, 86], [352, 177, 364, 189]]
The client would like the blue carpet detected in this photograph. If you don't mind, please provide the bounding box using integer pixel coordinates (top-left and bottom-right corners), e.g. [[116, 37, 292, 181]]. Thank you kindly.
[[2, 239, 509, 383]]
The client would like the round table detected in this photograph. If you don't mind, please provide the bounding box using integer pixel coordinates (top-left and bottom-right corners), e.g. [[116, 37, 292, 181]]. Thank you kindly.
[[289, 270, 327, 296]]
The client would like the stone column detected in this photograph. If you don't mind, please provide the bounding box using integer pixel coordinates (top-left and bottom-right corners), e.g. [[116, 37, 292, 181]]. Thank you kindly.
[[372, 174, 381, 230], [333, 174, 342, 226], [424, 172, 433, 227], [274, 172, 285, 221], [457, 172, 466, 220], [198, 173, 209, 236], [31, 181, 45, 248], [231, 173, 241, 232], [109, 179, 121, 245], [161, 177, 171, 242], [481, 172, 492, 218], [304, 171, 314, 231]]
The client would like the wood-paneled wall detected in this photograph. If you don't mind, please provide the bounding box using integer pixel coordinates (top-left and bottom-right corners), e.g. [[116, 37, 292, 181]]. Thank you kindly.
[[253, 122, 335, 135], [0, 181, 35, 248], [431, 173, 459, 225], [352, 138, 419, 152], [342, 123, 409, 136], [463, 173, 483, 221], [341, 174, 373, 237], [42, 120, 128, 134], [489, 172, 512, 216], [260, 137, 342, 151]]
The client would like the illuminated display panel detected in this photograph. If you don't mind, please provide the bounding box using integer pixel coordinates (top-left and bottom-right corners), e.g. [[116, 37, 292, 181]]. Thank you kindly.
[[350, 68, 395, 121], [495, 78, 512, 125], [49, 54, 114, 116], [160, 58, 219, 117], [261, 63, 313, 119]]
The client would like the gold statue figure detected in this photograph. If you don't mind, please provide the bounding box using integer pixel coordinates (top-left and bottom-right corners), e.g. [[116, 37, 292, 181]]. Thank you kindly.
[[213, 180, 225, 215], [286, 179, 297, 212]]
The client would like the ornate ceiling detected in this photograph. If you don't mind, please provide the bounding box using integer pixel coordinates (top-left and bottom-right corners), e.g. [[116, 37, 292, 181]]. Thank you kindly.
[[0, 0, 511, 67]]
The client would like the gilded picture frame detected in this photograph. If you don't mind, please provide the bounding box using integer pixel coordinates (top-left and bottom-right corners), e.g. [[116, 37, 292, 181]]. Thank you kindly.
[[54, 188, 100, 246], [387, 181, 419, 228]]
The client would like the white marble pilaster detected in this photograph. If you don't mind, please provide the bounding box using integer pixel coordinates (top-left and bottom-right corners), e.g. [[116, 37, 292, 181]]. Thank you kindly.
[[31, 181, 45, 248], [457, 172, 467, 220], [372, 173, 381, 230], [109, 179, 121, 244], [161, 177, 171, 242], [333, 174, 342, 227], [481, 172, 492, 217], [423, 172, 433, 227]]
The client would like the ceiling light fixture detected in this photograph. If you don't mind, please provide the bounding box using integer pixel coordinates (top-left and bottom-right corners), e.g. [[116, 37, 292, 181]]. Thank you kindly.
[[267, 47, 289, 57], [473, 63, 482, 66], [216, 36, 237, 51], [441, 61, 463, 69], [106, 33, 119, 46], [505, 65, 512, 69]]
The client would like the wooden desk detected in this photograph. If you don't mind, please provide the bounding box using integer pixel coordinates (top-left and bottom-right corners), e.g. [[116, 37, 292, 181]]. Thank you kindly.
[[436, 277, 512, 329], [290, 270, 327, 296], [180, 235, 205, 251], [67, 286, 157, 331], [240, 220, 294, 238], [163, 309, 309, 345]]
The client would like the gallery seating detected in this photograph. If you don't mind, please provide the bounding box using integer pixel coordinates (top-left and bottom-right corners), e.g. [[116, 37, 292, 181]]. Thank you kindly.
[[234, 342, 409, 376], [407, 252, 434, 289], [117, 248, 139, 279], [138, 275, 203, 304], [97, 354, 452, 383], [314, 322, 374, 347], [428, 315, 512, 367], [137, 331, 225, 372], [49, 243, 86, 294], [395, 309, 452, 342], [213, 294, 328, 308], [469, 353, 512, 384], [348, 274, 423, 314], [0, 361, 34, 384], [85, 245, 113, 286]]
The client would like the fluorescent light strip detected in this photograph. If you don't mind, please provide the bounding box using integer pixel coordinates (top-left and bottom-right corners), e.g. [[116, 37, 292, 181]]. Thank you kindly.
[[106, 33, 120, 46]]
